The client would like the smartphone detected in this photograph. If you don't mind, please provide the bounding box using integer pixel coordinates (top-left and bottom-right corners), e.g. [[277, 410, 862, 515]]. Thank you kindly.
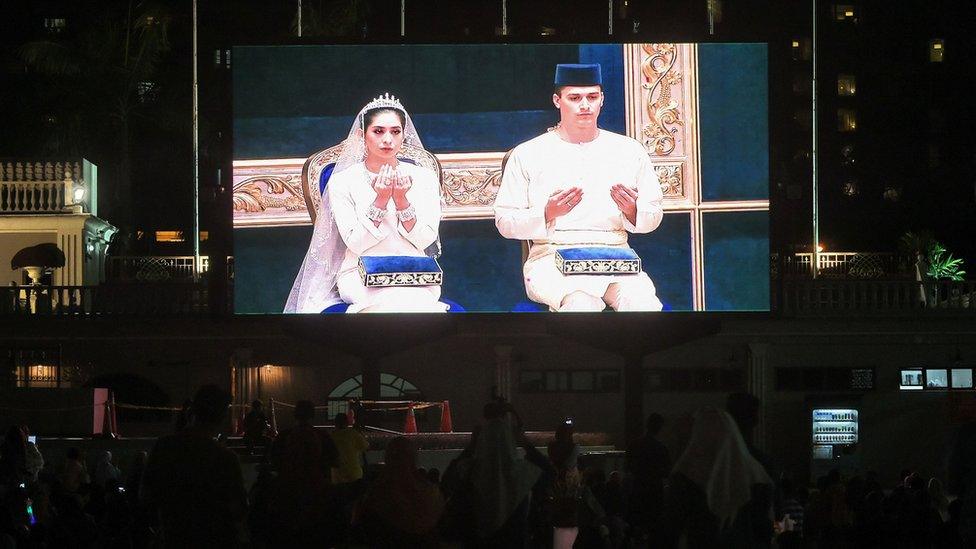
[[27, 435, 36, 444]]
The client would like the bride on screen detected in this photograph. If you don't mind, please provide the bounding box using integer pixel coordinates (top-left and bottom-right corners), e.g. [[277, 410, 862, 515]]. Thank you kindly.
[[284, 94, 446, 313]]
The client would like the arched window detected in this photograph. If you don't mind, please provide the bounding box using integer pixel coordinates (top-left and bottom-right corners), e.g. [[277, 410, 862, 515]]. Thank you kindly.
[[327, 373, 421, 418], [329, 373, 421, 399]]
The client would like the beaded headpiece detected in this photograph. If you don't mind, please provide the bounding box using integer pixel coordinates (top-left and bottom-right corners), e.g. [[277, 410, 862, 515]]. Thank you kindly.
[[360, 93, 406, 130], [364, 92, 404, 112]]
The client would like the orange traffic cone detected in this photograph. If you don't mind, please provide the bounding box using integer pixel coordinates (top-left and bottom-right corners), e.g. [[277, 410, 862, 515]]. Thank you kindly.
[[439, 400, 453, 433], [403, 404, 418, 434]]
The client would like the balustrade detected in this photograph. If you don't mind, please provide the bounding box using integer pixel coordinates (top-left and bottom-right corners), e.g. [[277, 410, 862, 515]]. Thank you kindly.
[[0, 161, 87, 213]]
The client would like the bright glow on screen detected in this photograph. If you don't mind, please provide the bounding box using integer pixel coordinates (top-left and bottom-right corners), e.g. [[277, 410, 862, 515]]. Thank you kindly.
[[231, 43, 769, 314], [900, 369, 924, 390]]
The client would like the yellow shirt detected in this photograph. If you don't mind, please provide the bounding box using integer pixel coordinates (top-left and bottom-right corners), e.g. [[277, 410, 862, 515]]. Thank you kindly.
[[330, 427, 369, 483]]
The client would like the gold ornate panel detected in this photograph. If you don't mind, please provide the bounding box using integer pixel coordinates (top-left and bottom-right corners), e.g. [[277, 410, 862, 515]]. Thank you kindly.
[[233, 153, 508, 227], [624, 43, 700, 207], [233, 159, 308, 227], [438, 153, 505, 220]]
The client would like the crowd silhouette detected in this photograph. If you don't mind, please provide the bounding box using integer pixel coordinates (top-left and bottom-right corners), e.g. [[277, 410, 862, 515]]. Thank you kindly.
[[1, 385, 975, 547]]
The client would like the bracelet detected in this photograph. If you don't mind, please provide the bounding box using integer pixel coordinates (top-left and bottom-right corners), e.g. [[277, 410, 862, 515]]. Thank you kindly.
[[366, 204, 387, 222], [396, 204, 417, 222]]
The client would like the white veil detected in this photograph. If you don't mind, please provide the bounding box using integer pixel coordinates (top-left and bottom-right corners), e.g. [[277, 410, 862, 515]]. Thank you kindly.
[[284, 94, 426, 313], [672, 407, 773, 530]]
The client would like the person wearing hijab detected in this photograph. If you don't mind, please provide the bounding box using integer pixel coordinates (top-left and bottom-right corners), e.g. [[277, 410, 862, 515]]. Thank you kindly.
[[355, 436, 444, 547], [285, 93, 445, 313], [470, 402, 551, 547], [660, 407, 774, 548]]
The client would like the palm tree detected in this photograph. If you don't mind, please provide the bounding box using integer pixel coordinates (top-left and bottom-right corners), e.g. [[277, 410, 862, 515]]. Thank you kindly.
[[18, 2, 173, 226]]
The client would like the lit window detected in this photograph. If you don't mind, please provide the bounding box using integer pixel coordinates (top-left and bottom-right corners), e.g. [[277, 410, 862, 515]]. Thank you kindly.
[[44, 18, 66, 33], [837, 109, 857, 132], [200, 231, 209, 241], [137, 81, 158, 103], [155, 230, 185, 242], [951, 369, 973, 389], [833, 5, 857, 22], [791, 38, 812, 61], [900, 369, 923, 390], [17, 364, 60, 388], [929, 39, 944, 62], [841, 179, 859, 197], [926, 369, 949, 389], [837, 74, 856, 96]]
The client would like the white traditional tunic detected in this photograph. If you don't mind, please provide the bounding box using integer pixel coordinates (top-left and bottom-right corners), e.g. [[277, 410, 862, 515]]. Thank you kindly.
[[494, 129, 664, 311], [329, 162, 446, 313]]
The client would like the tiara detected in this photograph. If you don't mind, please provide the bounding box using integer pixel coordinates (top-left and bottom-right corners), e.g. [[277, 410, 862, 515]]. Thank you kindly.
[[364, 92, 404, 112]]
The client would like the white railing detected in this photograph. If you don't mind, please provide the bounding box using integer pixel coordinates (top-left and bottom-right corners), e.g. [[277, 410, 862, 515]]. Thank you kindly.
[[778, 279, 976, 315], [0, 161, 86, 214], [782, 252, 909, 278], [106, 256, 210, 281]]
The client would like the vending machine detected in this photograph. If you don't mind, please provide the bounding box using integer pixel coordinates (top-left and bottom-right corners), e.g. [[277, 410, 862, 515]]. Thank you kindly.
[[811, 407, 860, 477]]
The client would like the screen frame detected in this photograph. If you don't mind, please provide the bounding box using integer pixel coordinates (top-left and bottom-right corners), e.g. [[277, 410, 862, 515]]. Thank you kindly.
[[222, 39, 773, 316]]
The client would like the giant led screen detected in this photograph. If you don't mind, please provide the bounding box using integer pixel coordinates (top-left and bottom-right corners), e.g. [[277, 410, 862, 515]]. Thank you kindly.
[[232, 43, 769, 313]]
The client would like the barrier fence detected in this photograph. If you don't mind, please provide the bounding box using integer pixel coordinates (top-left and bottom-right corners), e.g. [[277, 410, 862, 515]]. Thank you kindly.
[[2, 396, 453, 438]]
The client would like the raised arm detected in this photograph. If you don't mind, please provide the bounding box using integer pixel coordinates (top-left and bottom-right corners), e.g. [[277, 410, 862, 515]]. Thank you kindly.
[[329, 172, 392, 256], [395, 166, 440, 251]]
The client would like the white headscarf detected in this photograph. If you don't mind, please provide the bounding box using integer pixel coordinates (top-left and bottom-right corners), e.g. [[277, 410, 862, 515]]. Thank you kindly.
[[672, 407, 772, 530], [284, 94, 426, 313], [471, 417, 542, 537]]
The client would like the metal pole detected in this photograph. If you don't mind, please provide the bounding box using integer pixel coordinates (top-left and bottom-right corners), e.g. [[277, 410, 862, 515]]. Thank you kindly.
[[192, 0, 200, 282], [297, 0, 302, 37], [811, 0, 819, 279], [608, 0, 613, 35], [400, 0, 405, 37], [501, 0, 508, 36]]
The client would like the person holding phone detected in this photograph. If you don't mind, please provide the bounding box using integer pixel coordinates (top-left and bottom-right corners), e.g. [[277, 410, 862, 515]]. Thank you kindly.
[[22, 426, 43, 483]]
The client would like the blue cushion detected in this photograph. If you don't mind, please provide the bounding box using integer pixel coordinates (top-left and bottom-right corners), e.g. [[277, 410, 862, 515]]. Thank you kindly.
[[322, 302, 350, 314], [556, 247, 640, 261], [555, 246, 641, 275], [359, 255, 443, 287], [359, 255, 441, 274]]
